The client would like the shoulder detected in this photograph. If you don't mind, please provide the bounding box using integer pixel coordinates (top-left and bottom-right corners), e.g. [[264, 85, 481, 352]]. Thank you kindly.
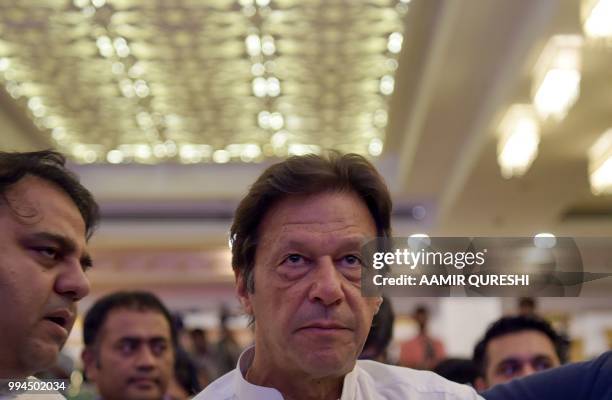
[[2, 394, 65, 400], [356, 360, 482, 399], [590, 350, 612, 372], [193, 369, 238, 400], [590, 351, 612, 399]]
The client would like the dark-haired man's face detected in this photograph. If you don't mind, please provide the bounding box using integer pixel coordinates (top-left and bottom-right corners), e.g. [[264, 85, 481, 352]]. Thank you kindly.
[[237, 192, 382, 386], [0, 175, 90, 378], [83, 309, 174, 400], [483, 330, 560, 388]]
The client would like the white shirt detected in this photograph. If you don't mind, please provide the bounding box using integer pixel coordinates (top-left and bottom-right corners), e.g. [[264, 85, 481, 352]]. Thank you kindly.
[[0, 377, 65, 400], [194, 347, 483, 400], [0, 393, 64, 400]]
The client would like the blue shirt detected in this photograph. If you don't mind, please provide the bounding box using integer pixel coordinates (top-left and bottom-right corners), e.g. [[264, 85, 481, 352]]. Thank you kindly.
[[482, 351, 612, 400]]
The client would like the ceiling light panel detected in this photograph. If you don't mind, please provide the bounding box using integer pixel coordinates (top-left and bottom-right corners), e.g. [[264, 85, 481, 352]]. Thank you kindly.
[[582, 0, 612, 40], [497, 104, 541, 178], [531, 35, 583, 122], [588, 128, 612, 195], [0, 0, 409, 163]]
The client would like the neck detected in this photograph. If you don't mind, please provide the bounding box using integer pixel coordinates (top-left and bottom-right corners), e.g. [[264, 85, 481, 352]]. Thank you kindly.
[[247, 356, 343, 400], [0, 347, 31, 379]]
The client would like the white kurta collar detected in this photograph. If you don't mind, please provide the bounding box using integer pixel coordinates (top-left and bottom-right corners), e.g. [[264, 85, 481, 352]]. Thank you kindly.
[[234, 346, 356, 400]]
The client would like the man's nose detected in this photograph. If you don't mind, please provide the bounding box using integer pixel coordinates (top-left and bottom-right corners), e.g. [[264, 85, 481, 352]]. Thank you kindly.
[[308, 257, 345, 306], [518, 362, 536, 378], [54, 258, 90, 301], [135, 346, 157, 369]]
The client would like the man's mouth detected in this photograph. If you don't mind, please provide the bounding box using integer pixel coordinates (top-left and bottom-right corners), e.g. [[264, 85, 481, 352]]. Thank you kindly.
[[43, 309, 73, 331], [128, 377, 159, 388], [298, 321, 351, 331], [44, 316, 67, 328]]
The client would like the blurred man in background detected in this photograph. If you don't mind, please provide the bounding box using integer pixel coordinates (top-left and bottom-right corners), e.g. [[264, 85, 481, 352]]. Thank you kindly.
[[0, 151, 98, 388], [188, 328, 218, 386], [166, 347, 201, 400], [359, 296, 395, 363], [473, 315, 568, 391], [214, 306, 241, 377], [517, 298, 537, 317], [196, 152, 482, 399], [82, 291, 175, 400], [399, 305, 446, 370], [483, 351, 612, 400]]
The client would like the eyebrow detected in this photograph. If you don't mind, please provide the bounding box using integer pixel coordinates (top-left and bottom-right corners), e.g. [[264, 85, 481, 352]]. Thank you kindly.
[[119, 336, 169, 343], [497, 354, 554, 365], [276, 236, 367, 253], [501, 354, 553, 362], [27, 231, 93, 269]]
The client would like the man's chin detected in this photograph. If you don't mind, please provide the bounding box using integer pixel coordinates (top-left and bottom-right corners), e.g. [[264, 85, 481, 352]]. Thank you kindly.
[[22, 337, 62, 374], [125, 385, 163, 400], [299, 350, 356, 378]]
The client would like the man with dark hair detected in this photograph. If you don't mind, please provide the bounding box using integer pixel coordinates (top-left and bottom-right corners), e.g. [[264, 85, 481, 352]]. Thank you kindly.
[[399, 304, 446, 370], [359, 297, 395, 362], [166, 347, 201, 400], [81, 291, 176, 400], [482, 351, 612, 400], [472, 315, 568, 391], [189, 328, 218, 385], [0, 150, 98, 387], [196, 152, 481, 399], [517, 298, 537, 317]]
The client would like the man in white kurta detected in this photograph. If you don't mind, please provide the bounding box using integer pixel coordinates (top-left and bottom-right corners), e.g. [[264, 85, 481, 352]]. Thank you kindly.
[[197, 346, 482, 399], [194, 153, 483, 400]]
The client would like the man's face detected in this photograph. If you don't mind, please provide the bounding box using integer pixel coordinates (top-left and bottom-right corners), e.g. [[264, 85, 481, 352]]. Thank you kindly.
[[414, 310, 428, 330], [83, 309, 175, 400], [238, 192, 382, 379], [484, 330, 560, 387], [0, 176, 90, 377]]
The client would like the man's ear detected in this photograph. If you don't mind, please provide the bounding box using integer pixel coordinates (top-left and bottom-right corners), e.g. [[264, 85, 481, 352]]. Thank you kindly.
[[235, 271, 253, 316], [81, 347, 98, 382], [474, 376, 487, 392], [374, 296, 383, 315]]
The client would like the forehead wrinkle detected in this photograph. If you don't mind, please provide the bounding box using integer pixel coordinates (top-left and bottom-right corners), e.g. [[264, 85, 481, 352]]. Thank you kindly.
[[1, 191, 40, 225], [279, 220, 361, 234], [5, 179, 87, 246], [271, 229, 369, 256], [103, 313, 171, 342], [117, 335, 169, 342]]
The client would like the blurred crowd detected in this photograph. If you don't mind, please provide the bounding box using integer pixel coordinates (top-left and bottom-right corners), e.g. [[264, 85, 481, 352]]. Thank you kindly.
[[2, 150, 609, 400], [36, 294, 580, 400]]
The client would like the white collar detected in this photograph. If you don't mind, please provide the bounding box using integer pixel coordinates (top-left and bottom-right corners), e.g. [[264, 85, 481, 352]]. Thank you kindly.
[[233, 346, 358, 400]]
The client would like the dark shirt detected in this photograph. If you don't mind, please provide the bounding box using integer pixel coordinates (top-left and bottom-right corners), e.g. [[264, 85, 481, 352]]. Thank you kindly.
[[482, 351, 612, 400]]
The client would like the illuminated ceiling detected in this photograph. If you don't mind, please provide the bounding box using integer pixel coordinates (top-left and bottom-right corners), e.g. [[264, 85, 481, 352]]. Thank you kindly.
[[0, 0, 409, 164], [1, 0, 610, 238], [2, 0, 611, 298]]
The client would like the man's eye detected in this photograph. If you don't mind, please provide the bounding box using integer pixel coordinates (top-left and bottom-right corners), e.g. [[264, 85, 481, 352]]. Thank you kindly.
[[497, 362, 521, 377], [150, 341, 168, 356], [286, 254, 305, 264], [119, 341, 138, 355], [532, 358, 553, 371], [342, 255, 362, 266], [35, 247, 59, 259]]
